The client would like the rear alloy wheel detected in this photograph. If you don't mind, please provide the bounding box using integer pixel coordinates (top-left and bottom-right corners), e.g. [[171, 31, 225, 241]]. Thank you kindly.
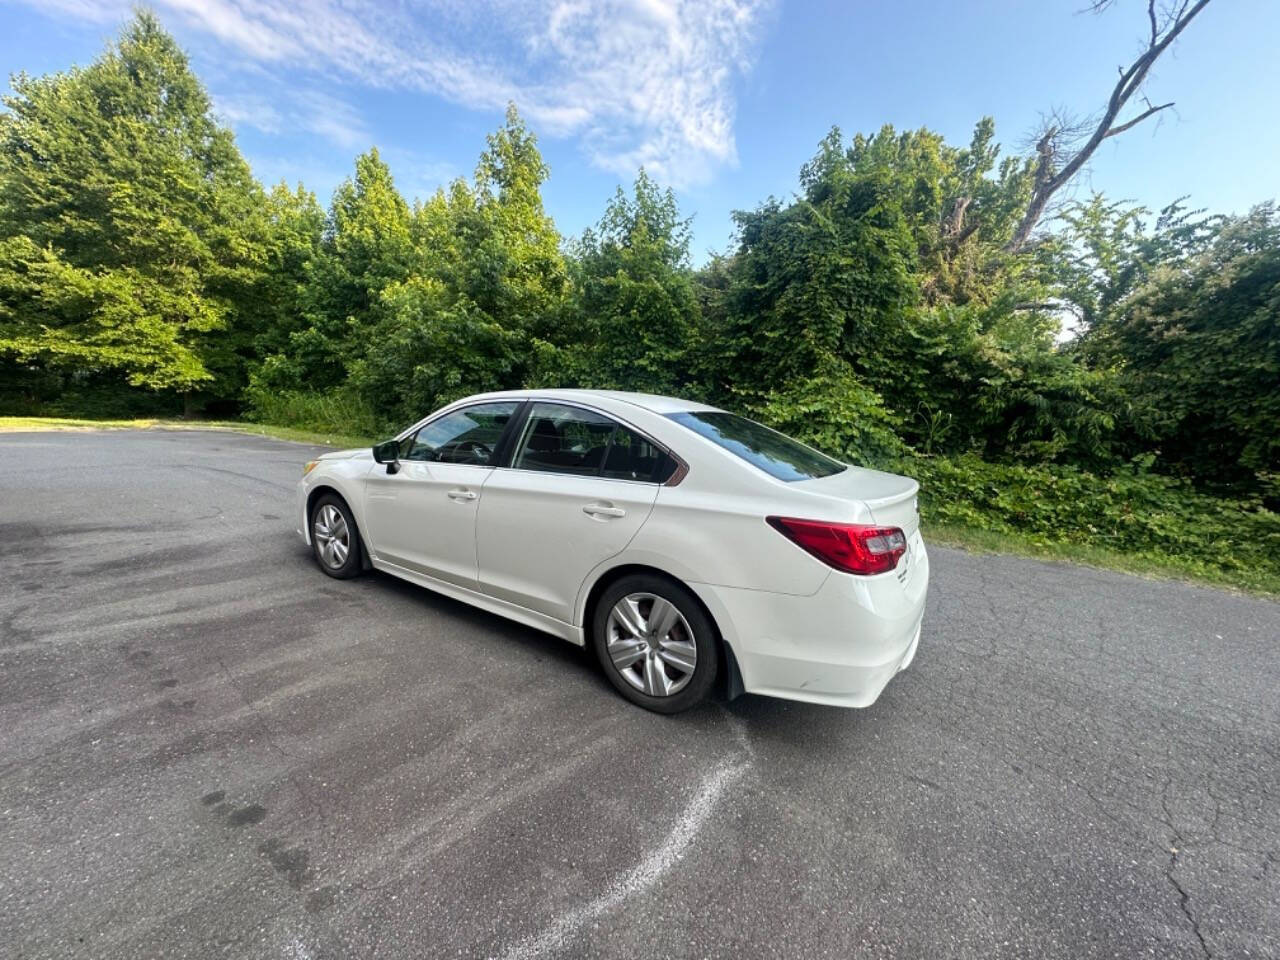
[[593, 574, 718, 713], [310, 494, 363, 579]]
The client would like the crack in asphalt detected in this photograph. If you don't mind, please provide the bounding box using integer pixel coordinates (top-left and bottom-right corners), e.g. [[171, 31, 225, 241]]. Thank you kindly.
[[1160, 777, 1211, 960], [1166, 858, 1211, 960]]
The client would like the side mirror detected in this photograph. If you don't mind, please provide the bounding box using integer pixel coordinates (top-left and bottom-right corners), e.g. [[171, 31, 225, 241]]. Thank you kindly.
[[372, 439, 401, 474]]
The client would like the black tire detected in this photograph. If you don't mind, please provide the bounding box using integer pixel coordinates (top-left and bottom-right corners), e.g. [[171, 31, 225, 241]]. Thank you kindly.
[[309, 493, 364, 580], [592, 573, 719, 714]]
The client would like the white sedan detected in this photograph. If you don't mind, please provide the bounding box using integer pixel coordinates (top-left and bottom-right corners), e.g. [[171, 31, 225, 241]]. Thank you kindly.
[[297, 390, 928, 713]]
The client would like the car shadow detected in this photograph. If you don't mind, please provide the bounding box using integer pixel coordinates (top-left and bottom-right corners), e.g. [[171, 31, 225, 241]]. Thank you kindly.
[[305, 545, 877, 737], [357, 563, 604, 672]]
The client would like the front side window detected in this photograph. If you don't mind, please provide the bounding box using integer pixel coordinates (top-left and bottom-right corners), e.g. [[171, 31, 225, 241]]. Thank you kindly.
[[401, 401, 518, 465], [668, 410, 845, 482]]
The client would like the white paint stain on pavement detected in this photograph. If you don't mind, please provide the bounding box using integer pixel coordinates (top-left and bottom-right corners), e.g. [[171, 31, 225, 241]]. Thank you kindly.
[[495, 757, 748, 960]]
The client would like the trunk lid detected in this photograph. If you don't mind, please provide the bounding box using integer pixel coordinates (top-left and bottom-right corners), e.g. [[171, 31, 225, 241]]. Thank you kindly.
[[796, 465, 920, 536]]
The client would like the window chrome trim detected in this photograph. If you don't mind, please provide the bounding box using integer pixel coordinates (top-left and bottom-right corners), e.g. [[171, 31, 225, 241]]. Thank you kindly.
[[394, 399, 519, 442]]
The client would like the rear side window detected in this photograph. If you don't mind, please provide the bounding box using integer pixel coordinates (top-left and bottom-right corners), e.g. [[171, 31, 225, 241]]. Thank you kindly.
[[602, 425, 666, 482], [668, 411, 845, 482], [513, 403, 617, 476], [511, 402, 675, 482]]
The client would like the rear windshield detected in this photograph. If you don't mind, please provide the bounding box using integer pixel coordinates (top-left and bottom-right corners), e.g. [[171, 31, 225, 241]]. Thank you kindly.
[[668, 411, 846, 482]]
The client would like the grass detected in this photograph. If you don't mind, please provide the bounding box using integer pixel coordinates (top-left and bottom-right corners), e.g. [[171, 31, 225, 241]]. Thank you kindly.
[[3, 415, 1275, 599], [925, 521, 1280, 599], [0, 416, 376, 450]]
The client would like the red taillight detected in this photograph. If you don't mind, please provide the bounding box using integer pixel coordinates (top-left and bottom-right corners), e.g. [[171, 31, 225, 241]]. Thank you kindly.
[[766, 516, 907, 575]]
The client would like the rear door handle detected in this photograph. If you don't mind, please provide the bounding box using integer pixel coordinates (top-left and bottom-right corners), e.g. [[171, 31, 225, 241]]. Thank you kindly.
[[583, 503, 625, 519], [447, 488, 478, 502]]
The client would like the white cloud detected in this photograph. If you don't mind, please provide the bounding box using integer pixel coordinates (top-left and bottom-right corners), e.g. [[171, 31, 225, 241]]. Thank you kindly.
[[211, 93, 283, 135], [291, 91, 371, 150], [28, 0, 772, 187], [17, 0, 124, 23], [213, 89, 370, 150]]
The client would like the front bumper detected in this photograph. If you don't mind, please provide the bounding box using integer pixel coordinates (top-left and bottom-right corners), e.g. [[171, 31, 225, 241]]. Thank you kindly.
[[694, 532, 929, 708], [295, 479, 311, 545]]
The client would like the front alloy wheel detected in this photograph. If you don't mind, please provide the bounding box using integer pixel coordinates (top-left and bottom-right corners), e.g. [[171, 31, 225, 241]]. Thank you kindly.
[[310, 494, 363, 579], [593, 574, 718, 713], [313, 503, 350, 569]]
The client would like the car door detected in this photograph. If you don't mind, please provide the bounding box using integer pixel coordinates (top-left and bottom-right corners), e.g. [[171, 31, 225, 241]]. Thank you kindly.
[[475, 401, 664, 623], [363, 401, 519, 588]]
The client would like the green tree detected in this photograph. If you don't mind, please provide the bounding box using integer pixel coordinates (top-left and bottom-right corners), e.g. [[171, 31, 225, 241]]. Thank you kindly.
[[257, 148, 412, 394], [547, 170, 700, 394], [0, 11, 265, 412], [840, 120, 1035, 305], [1052, 194, 1221, 335], [253, 183, 327, 361], [698, 121, 1123, 466], [1087, 204, 1280, 497], [704, 130, 918, 405], [352, 105, 568, 424]]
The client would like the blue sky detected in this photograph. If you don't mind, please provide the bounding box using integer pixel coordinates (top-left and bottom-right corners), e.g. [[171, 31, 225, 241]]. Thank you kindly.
[[2, 0, 1277, 260]]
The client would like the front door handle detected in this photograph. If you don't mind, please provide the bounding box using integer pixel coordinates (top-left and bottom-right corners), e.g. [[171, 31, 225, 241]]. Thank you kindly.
[[583, 503, 626, 519], [447, 488, 478, 502]]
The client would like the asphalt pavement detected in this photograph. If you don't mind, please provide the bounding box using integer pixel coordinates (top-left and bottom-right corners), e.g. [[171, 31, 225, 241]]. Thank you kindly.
[[1, 429, 1277, 959]]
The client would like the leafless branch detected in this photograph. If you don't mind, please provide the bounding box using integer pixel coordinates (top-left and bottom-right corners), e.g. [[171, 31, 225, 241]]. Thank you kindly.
[[1103, 100, 1174, 138], [1006, 0, 1212, 252]]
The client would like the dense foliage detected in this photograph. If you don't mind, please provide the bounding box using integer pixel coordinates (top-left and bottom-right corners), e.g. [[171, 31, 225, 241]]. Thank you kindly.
[[0, 14, 268, 413], [908, 455, 1280, 591], [1071, 204, 1280, 498], [2, 15, 1276, 584]]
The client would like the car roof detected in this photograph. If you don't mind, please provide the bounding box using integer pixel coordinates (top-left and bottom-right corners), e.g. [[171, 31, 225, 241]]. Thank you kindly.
[[469, 388, 721, 416]]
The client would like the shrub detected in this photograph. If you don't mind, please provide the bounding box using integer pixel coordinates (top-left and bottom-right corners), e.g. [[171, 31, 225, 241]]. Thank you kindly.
[[903, 453, 1280, 579], [750, 358, 907, 467], [242, 385, 380, 439]]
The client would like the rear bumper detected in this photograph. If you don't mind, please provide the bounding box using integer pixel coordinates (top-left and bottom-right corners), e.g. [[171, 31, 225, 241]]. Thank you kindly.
[[693, 532, 929, 708]]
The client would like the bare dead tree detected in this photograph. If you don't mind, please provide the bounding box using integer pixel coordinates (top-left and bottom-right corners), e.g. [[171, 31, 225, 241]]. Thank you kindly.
[[1005, 0, 1212, 252]]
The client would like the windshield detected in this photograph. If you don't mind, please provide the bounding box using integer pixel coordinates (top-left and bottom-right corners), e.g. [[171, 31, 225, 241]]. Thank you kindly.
[[668, 411, 846, 482]]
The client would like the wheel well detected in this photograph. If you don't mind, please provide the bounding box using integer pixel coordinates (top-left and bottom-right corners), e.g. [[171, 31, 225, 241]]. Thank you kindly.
[[306, 484, 347, 525], [582, 563, 744, 699]]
